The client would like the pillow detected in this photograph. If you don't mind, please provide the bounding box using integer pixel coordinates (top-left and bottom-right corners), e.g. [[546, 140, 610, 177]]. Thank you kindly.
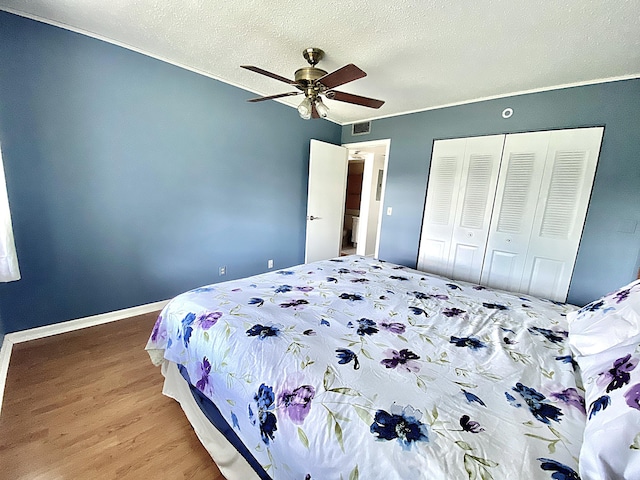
[[577, 341, 640, 480], [567, 279, 640, 479], [568, 279, 640, 357]]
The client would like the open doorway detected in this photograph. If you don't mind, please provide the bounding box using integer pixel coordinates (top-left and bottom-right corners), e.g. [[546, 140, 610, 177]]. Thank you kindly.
[[341, 139, 390, 258], [341, 158, 364, 256]]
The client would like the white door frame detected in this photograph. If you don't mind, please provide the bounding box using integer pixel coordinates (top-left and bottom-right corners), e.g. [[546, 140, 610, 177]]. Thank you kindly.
[[342, 139, 391, 259]]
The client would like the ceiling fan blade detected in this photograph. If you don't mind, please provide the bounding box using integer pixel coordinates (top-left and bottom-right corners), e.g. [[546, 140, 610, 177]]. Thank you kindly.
[[311, 103, 320, 119], [326, 90, 385, 109], [241, 65, 296, 85], [317, 64, 366, 89], [247, 92, 301, 103]]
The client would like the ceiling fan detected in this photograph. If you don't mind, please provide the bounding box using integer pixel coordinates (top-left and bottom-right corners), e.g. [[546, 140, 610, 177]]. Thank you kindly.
[[241, 48, 385, 120]]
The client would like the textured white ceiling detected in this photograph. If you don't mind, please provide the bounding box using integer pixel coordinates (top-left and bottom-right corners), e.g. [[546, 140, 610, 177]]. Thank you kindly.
[[1, 0, 639, 125]]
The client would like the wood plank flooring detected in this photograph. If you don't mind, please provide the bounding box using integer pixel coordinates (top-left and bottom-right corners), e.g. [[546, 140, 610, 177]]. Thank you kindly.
[[0, 312, 225, 479]]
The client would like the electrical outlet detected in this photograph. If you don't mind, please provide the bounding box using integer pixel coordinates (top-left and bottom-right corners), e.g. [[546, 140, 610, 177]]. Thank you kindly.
[[219, 266, 226, 276], [268, 259, 274, 269]]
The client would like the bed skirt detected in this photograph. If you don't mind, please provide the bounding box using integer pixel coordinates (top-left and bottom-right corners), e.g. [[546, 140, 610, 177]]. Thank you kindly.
[[160, 360, 262, 480]]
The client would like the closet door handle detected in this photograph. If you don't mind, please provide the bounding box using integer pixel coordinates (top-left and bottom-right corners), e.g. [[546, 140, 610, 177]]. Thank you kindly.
[[309, 215, 321, 221]]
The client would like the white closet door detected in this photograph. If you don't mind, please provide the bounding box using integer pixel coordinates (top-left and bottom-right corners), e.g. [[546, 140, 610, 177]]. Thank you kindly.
[[417, 135, 504, 281], [481, 131, 550, 291], [419, 128, 602, 302], [448, 135, 504, 283], [417, 138, 466, 276], [521, 127, 604, 301]]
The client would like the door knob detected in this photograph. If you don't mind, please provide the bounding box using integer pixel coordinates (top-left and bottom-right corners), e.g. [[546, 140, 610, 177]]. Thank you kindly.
[[309, 215, 321, 221]]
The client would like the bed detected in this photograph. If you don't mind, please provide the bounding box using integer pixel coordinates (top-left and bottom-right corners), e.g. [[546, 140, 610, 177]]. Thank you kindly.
[[146, 255, 640, 479]]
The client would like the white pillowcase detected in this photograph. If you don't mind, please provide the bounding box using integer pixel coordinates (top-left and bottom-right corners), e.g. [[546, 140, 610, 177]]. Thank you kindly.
[[567, 279, 640, 480], [577, 342, 640, 480], [568, 279, 640, 357]]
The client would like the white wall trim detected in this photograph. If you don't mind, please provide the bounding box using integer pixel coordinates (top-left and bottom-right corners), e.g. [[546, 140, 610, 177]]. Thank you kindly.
[[0, 299, 169, 415], [341, 74, 640, 126], [0, 336, 13, 416]]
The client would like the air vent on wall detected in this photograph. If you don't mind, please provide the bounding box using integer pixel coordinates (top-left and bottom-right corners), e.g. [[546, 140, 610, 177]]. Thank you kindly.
[[352, 121, 371, 136]]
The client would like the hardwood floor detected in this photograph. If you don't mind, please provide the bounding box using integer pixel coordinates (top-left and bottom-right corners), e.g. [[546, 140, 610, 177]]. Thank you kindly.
[[0, 312, 225, 479]]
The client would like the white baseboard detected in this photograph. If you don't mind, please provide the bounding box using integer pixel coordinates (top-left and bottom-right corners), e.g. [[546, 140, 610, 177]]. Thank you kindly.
[[0, 299, 169, 416], [6, 300, 169, 344], [0, 337, 13, 416]]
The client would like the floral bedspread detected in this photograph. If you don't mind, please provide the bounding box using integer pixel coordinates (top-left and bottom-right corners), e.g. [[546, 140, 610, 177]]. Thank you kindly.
[[146, 256, 586, 480]]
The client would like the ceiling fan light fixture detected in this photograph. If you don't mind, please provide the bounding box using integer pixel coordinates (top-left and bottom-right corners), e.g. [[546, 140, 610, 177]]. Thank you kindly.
[[315, 98, 329, 118], [298, 97, 312, 119]]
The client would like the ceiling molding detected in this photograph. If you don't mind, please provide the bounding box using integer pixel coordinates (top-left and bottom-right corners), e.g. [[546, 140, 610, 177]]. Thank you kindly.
[[341, 73, 640, 126]]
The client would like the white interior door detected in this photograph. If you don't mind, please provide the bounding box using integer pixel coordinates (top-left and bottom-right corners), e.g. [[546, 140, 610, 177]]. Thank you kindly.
[[448, 135, 504, 283], [481, 127, 603, 301], [481, 131, 551, 291], [419, 127, 603, 302], [305, 140, 348, 263], [417, 138, 466, 276], [521, 127, 604, 301], [417, 135, 504, 282]]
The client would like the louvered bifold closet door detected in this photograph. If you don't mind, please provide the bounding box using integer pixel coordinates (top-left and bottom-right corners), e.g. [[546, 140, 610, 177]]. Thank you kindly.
[[480, 131, 551, 292], [417, 135, 504, 282], [419, 128, 602, 301], [520, 127, 603, 302], [448, 135, 505, 283], [417, 138, 467, 277]]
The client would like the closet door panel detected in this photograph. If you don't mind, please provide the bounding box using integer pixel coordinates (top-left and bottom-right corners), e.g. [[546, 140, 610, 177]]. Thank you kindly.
[[417, 138, 466, 276], [526, 257, 565, 301], [482, 250, 519, 291], [451, 243, 483, 281], [449, 135, 504, 283], [481, 131, 550, 291], [521, 127, 604, 301]]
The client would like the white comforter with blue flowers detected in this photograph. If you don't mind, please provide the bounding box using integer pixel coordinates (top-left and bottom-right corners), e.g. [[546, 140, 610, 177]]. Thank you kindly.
[[146, 256, 586, 480]]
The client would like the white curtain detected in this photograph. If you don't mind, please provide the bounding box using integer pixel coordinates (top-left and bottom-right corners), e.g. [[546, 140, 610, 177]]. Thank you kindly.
[[0, 143, 20, 282]]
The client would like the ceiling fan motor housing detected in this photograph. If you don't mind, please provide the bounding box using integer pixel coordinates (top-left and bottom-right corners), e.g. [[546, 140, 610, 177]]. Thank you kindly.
[[295, 67, 329, 98], [295, 67, 328, 88], [296, 48, 329, 97]]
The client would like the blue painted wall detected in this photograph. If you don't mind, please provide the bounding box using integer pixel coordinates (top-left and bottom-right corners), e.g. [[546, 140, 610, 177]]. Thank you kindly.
[[0, 11, 341, 334], [342, 79, 640, 306]]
